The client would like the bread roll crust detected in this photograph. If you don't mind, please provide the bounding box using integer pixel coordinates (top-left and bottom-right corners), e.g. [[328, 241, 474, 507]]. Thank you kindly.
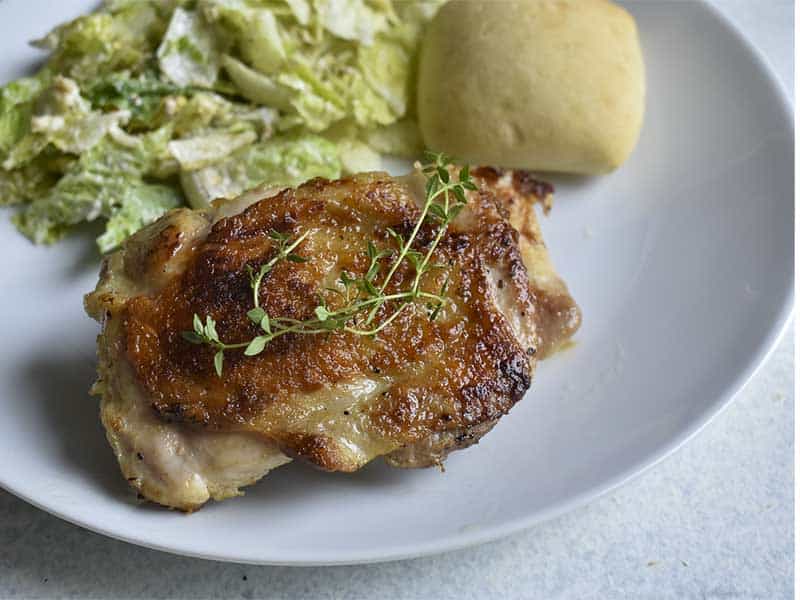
[[417, 0, 645, 174]]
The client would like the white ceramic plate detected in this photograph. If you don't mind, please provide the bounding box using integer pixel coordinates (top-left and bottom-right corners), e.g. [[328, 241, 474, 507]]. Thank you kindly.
[[0, 1, 792, 565]]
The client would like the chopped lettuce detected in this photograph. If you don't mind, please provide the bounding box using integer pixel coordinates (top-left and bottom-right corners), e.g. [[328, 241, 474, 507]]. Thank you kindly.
[[96, 183, 182, 251], [0, 71, 50, 153], [0, 0, 444, 252], [221, 55, 293, 111], [200, 1, 286, 74], [168, 128, 257, 171], [2, 75, 128, 170], [168, 92, 232, 136], [388, 1, 445, 49], [336, 138, 381, 175], [166, 91, 277, 140], [210, 0, 439, 133], [85, 71, 186, 130], [323, 121, 381, 174], [276, 71, 347, 132], [312, 0, 390, 45], [362, 118, 424, 158], [2, 76, 132, 172], [157, 7, 221, 87], [33, 5, 166, 83], [180, 134, 340, 208], [357, 39, 410, 116], [285, 0, 311, 26], [13, 127, 180, 251], [30, 76, 130, 155], [0, 161, 58, 206]]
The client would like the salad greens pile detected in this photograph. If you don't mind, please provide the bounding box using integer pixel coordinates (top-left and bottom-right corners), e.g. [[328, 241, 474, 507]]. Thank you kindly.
[[0, 0, 443, 252]]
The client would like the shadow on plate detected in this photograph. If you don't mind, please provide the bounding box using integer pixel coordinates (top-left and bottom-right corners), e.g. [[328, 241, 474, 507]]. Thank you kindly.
[[62, 220, 107, 282], [542, 172, 600, 198], [18, 353, 132, 503], [239, 457, 414, 507]]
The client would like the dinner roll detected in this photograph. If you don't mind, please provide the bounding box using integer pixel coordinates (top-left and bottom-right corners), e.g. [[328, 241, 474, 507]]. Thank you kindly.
[[417, 0, 645, 174]]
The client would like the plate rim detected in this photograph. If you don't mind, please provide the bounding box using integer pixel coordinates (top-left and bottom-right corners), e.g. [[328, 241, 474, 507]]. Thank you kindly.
[[0, 0, 794, 566]]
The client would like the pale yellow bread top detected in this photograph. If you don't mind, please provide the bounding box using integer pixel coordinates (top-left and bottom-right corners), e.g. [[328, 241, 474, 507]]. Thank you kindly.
[[417, 0, 646, 174]]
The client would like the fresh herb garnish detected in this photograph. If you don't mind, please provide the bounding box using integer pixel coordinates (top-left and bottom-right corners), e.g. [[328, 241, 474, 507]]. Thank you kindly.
[[183, 152, 477, 376]]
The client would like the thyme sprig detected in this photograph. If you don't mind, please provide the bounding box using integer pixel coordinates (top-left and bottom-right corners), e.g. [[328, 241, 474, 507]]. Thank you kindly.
[[183, 152, 477, 376]]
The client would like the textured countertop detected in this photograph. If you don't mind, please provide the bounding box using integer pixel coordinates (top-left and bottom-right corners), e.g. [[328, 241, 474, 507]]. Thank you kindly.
[[0, 1, 793, 598]]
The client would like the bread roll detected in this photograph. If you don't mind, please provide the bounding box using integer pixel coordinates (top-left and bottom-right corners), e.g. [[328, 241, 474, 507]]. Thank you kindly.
[[417, 0, 645, 174]]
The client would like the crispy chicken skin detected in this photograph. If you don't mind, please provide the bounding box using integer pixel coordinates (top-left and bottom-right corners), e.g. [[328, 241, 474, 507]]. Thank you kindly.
[[85, 168, 580, 510]]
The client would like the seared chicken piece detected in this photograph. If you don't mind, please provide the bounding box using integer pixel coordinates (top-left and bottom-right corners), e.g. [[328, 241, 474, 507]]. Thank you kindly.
[[85, 167, 580, 510]]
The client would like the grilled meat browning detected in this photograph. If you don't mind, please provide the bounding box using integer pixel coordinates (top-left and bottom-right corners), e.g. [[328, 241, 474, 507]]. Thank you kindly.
[[86, 168, 580, 510]]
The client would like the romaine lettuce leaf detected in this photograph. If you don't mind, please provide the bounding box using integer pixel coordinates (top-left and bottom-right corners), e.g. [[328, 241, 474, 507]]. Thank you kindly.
[[180, 133, 340, 208], [31, 76, 130, 154], [348, 73, 396, 128], [168, 128, 257, 171], [387, 0, 446, 49], [85, 71, 186, 129], [323, 120, 381, 173], [221, 55, 293, 111], [0, 71, 50, 154], [157, 7, 221, 87], [336, 138, 381, 174], [285, 0, 311, 26], [200, 1, 286, 74], [33, 4, 166, 83], [357, 38, 409, 116], [95, 182, 182, 252], [276, 71, 347, 132], [312, 0, 389, 45], [362, 117, 423, 158], [2, 76, 129, 170], [13, 127, 180, 251], [208, 0, 431, 135], [0, 161, 58, 206], [168, 92, 231, 136], [166, 91, 277, 140]]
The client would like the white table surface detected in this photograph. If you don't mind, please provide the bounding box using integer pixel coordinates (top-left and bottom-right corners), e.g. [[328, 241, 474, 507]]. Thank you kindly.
[[0, 1, 793, 598]]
